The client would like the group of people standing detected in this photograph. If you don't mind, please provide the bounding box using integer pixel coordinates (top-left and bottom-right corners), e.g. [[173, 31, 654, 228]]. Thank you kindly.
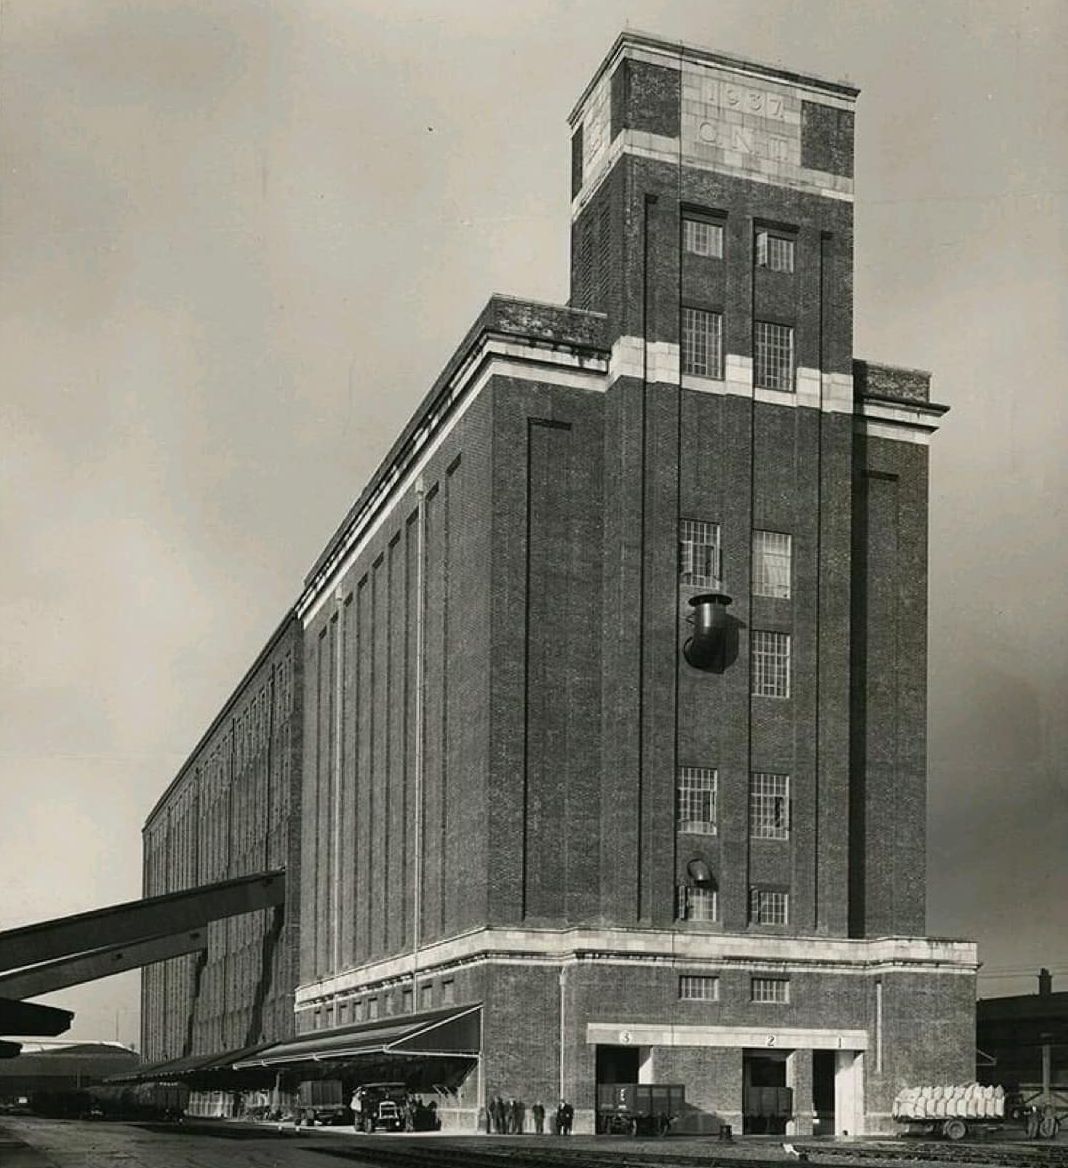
[[487, 1096, 573, 1135]]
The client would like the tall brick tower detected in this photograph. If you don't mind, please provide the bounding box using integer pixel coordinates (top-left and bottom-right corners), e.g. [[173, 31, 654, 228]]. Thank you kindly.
[[568, 36, 918, 943], [550, 33, 971, 1132]]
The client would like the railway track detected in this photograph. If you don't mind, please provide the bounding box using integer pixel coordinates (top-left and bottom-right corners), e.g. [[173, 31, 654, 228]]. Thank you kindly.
[[799, 1140, 1068, 1167], [305, 1133, 1068, 1168]]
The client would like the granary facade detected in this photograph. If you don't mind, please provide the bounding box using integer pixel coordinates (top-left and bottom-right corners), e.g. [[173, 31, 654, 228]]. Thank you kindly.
[[143, 31, 977, 1137], [140, 615, 302, 1069]]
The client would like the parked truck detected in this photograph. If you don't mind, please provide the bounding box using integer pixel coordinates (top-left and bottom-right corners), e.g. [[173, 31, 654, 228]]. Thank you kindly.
[[297, 1079, 350, 1127], [350, 1082, 408, 1133], [893, 1082, 1059, 1141]]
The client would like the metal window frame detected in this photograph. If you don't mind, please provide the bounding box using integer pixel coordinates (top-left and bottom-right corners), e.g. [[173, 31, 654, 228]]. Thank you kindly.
[[755, 229, 796, 273], [677, 766, 718, 835], [750, 975, 790, 1004], [678, 884, 718, 923], [679, 519, 722, 589], [679, 974, 720, 1001], [751, 630, 791, 698], [683, 217, 724, 259], [749, 887, 790, 926], [681, 306, 724, 378], [752, 529, 792, 599], [753, 320, 795, 391], [750, 772, 791, 840]]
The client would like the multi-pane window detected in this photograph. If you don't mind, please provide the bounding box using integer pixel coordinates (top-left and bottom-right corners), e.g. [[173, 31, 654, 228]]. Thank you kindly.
[[756, 230, 795, 273], [683, 217, 724, 259], [751, 976, 790, 1003], [753, 530, 792, 599], [750, 773, 790, 840], [677, 766, 717, 834], [679, 975, 720, 1001], [678, 884, 717, 922], [368, 997, 380, 1020], [751, 630, 791, 698], [679, 519, 721, 589], [442, 979, 456, 1006], [754, 321, 795, 391], [420, 984, 433, 1011], [681, 307, 724, 378], [750, 888, 789, 926]]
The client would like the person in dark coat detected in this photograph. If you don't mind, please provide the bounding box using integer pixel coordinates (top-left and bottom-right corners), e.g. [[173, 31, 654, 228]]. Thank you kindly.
[[532, 1101, 545, 1134], [561, 1100, 574, 1134], [490, 1094, 505, 1134]]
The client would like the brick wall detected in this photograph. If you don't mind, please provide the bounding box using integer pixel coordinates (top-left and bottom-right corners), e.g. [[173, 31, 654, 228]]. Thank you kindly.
[[849, 434, 930, 937], [140, 615, 302, 1062], [299, 392, 494, 984]]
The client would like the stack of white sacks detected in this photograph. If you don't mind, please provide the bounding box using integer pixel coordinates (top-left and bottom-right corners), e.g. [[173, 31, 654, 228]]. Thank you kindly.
[[892, 1084, 1005, 1120]]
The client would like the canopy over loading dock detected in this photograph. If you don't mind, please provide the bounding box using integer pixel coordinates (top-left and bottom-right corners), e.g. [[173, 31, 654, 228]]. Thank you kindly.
[[234, 1003, 481, 1091]]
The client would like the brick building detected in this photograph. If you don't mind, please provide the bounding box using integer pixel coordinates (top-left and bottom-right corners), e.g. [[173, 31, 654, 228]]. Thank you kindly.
[[140, 615, 302, 1082], [142, 31, 977, 1137]]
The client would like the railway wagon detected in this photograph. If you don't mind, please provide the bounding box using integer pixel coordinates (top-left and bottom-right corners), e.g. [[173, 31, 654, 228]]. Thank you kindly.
[[596, 1083, 685, 1136]]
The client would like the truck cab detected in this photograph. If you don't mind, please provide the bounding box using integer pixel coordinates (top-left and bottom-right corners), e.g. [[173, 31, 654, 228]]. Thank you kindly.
[[351, 1081, 408, 1133]]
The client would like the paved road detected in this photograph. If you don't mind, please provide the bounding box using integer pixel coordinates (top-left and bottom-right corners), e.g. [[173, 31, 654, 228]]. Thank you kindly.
[[0, 1117, 354, 1168], [5, 1117, 1065, 1168]]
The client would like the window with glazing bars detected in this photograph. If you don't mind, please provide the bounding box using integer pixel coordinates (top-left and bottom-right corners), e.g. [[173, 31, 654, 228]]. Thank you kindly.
[[749, 888, 789, 926], [751, 630, 791, 697], [753, 530, 792, 598], [754, 321, 794, 391], [750, 772, 790, 839], [679, 519, 721, 588], [681, 307, 723, 378], [683, 217, 724, 258], [678, 884, 717, 922], [756, 230, 795, 272], [679, 975, 719, 1001], [677, 766, 717, 834], [751, 976, 790, 1003]]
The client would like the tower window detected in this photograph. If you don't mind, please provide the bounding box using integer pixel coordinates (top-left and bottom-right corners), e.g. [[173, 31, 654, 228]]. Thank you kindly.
[[750, 888, 789, 926], [677, 767, 717, 835], [750, 773, 790, 840], [681, 307, 724, 378], [751, 975, 790, 1003], [754, 321, 795, 391], [753, 530, 792, 598], [756, 230, 795, 273], [751, 630, 791, 698], [679, 975, 720, 1001], [678, 884, 717, 922], [683, 217, 724, 259], [679, 519, 721, 589]]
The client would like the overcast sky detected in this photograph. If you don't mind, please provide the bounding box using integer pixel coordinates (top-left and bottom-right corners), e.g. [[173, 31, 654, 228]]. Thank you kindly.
[[1, 1, 1065, 1048]]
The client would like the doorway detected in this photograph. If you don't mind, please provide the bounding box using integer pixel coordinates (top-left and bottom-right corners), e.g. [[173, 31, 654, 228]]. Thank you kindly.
[[743, 1051, 790, 1134], [813, 1049, 836, 1135], [595, 1044, 641, 1086]]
